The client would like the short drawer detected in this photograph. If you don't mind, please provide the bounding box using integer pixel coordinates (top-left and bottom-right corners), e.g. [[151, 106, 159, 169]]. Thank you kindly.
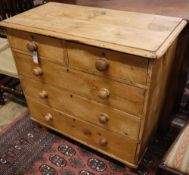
[[14, 52, 146, 116], [27, 98, 138, 165], [7, 30, 66, 65], [67, 42, 148, 85], [20, 76, 140, 139]]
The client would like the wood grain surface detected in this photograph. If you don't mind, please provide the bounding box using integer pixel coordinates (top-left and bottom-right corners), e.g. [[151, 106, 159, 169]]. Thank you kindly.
[[13, 51, 146, 116], [20, 76, 141, 139], [2, 2, 186, 167], [7, 30, 66, 65], [27, 98, 138, 167], [67, 42, 148, 85], [0, 3, 186, 58], [137, 39, 178, 159]]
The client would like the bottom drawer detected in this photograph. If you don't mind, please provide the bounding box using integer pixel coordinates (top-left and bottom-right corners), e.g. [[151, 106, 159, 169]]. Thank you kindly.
[[27, 98, 138, 167]]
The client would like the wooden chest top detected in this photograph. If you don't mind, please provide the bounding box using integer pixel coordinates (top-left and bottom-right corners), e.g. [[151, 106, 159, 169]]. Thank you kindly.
[[0, 2, 186, 58]]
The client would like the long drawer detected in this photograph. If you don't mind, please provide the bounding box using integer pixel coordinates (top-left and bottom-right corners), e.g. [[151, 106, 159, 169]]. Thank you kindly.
[[14, 52, 146, 116], [20, 76, 140, 139], [27, 98, 138, 165], [7, 29, 67, 65], [67, 42, 148, 85]]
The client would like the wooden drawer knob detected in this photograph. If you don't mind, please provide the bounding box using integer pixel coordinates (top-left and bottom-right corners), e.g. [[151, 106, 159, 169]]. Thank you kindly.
[[95, 58, 109, 71], [39, 90, 48, 99], [44, 113, 53, 122], [98, 88, 110, 99], [99, 138, 108, 147], [33, 67, 43, 76], [99, 113, 109, 124], [26, 41, 38, 52]]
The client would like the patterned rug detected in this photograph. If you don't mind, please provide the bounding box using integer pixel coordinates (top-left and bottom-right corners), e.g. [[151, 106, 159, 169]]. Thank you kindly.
[[0, 111, 178, 175]]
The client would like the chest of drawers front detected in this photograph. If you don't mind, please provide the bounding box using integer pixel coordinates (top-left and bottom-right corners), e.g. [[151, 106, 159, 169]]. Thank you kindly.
[[6, 29, 174, 167], [1, 2, 186, 168], [8, 30, 143, 166]]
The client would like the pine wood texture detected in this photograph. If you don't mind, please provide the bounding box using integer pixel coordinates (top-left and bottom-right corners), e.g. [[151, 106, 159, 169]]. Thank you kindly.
[[13, 51, 145, 116], [49, 0, 189, 134], [0, 2, 187, 58], [20, 76, 141, 140], [27, 98, 138, 166], [137, 39, 178, 159], [0, 2, 186, 168], [7, 30, 66, 65], [67, 42, 148, 85]]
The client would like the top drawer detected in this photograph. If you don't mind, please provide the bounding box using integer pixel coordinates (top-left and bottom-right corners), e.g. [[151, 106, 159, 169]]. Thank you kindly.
[[7, 30, 67, 65], [7, 30, 148, 86], [67, 42, 148, 85]]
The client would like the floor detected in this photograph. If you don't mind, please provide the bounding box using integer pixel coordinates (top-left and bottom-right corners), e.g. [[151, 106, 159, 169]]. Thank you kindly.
[[0, 101, 27, 131]]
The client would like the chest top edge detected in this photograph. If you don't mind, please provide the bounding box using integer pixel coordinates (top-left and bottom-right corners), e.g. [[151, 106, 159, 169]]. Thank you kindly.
[[0, 2, 187, 59]]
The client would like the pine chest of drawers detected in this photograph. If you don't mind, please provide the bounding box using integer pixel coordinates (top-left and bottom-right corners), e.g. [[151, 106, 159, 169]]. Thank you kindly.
[[0, 2, 186, 168]]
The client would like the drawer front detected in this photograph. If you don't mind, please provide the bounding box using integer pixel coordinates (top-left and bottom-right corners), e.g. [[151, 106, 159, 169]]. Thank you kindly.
[[67, 42, 148, 85], [7, 30, 66, 65], [14, 52, 145, 116], [20, 76, 140, 139], [27, 98, 138, 165]]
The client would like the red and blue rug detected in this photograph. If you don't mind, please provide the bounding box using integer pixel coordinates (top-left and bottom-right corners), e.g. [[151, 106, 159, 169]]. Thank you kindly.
[[0, 109, 179, 175]]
